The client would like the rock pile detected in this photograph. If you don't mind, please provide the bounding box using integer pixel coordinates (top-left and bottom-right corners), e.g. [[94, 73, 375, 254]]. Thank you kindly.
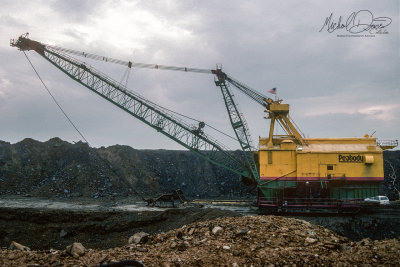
[[1, 215, 399, 266]]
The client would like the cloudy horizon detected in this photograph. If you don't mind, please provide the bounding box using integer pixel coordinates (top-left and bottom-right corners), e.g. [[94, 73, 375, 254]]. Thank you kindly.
[[1, 0, 398, 150]]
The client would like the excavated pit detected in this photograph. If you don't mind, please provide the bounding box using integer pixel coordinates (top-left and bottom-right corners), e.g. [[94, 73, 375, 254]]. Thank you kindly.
[[0, 197, 399, 251]]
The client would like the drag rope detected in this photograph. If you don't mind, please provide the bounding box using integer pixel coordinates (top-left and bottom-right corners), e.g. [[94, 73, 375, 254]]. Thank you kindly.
[[23, 51, 89, 144]]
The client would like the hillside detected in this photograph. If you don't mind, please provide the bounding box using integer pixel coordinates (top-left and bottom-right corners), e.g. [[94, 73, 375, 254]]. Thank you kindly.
[[0, 138, 248, 199], [0, 138, 399, 200]]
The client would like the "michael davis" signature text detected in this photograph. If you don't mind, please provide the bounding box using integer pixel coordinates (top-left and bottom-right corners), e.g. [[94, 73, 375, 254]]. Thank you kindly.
[[319, 10, 392, 34]]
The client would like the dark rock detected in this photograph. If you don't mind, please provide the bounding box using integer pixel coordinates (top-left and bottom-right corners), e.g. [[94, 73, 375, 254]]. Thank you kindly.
[[236, 228, 249, 235], [59, 229, 67, 238]]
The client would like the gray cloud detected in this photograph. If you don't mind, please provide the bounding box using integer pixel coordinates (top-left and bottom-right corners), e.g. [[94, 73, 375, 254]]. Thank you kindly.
[[0, 0, 398, 149], [49, 0, 95, 21]]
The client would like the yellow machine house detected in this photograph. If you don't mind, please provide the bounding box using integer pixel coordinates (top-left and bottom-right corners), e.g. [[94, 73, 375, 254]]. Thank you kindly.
[[256, 98, 397, 212]]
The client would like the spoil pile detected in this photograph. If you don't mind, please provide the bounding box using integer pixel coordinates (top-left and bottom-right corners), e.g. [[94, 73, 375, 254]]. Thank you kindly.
[[1, 215, 399, 266], [0, 138, 249, 199]]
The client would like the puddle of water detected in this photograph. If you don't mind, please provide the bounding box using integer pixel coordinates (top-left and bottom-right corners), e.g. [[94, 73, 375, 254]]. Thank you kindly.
[[205, 204, 257, 215], [114, 204, 167, 212], [0, 198, 101, 211], [0, 197, 170, 212], [0, 197, 257, 214]]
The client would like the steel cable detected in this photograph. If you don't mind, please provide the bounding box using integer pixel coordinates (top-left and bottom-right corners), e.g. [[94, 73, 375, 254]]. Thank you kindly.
[[23, 51, 89, 144]]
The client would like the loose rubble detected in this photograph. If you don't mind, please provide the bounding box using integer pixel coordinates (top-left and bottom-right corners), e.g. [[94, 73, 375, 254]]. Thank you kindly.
[[1, 215, 399, 266]]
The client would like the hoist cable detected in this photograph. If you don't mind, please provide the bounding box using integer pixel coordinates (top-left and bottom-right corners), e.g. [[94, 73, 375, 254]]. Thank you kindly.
[[23, 51, 89, 144]]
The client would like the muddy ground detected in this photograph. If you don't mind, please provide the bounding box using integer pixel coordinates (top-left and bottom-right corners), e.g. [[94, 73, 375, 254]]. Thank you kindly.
[[0, 197, 240, 250]]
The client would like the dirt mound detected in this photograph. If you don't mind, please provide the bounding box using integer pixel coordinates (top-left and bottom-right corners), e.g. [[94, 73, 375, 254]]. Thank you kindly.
[[1, 215, 399, 266]]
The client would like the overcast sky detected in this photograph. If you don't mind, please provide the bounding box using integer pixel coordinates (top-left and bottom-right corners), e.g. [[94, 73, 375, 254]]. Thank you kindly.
[[0, 0, 399, 150]]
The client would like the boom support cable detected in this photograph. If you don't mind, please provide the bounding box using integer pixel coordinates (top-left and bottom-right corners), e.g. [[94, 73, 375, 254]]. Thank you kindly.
[[46, 44, 213, 74], [23, 51, 89, 144]]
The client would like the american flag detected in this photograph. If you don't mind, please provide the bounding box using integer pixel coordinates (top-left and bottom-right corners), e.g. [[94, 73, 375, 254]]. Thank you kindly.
[[268, 88, 277, 94]]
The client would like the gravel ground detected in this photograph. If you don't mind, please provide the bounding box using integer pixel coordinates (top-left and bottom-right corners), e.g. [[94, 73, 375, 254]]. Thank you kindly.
[[1, 215, 399, 266]]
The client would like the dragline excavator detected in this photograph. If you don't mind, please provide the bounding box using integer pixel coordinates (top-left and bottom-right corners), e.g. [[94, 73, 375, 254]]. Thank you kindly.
[[11, 33, 397, 213]]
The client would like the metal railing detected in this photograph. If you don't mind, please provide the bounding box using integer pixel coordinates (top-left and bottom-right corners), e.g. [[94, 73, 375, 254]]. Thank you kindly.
[[258, 197, 363, 208], [377, 140, 398, 148]]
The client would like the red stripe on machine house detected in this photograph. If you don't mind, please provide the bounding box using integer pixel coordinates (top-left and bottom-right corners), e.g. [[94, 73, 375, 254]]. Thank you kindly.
[[260, 177, 384, 181]]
